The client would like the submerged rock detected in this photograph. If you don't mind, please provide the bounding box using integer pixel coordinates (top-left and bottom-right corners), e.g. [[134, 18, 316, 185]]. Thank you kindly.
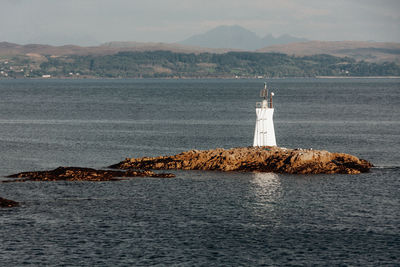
[[110, 147, 373, 174], [5, 166, 175, 182], [0, 197, 19, 208]]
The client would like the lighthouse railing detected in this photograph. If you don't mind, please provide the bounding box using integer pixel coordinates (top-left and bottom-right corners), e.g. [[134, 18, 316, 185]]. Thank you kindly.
[[256, 102, 272, 108]]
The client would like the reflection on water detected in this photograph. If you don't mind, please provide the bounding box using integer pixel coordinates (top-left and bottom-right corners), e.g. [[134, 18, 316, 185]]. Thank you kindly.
[[250, 172, 282, 212]]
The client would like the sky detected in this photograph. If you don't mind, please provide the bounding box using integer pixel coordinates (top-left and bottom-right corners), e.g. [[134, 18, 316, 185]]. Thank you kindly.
[[0, 0, 399, 46]]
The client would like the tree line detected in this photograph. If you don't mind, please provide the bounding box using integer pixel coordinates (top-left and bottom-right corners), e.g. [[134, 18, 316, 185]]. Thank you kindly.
[[6, 51, 400, 78]]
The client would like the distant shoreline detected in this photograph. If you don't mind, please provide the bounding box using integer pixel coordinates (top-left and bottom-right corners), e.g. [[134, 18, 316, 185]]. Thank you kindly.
[[1, 76, 399, 80], [315, 76, 400, 79], [2, 50, 399, 79]]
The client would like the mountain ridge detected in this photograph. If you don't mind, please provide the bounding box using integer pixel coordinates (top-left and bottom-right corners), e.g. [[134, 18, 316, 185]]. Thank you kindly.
[[0, 41, 240, 57], [179, 25, 308, 50]]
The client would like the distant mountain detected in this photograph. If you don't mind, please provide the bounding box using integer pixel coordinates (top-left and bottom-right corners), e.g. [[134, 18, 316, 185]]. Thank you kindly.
[[179, 25, 307, 50], [180, 25, 262, 50], [262, 34, 308, 46]]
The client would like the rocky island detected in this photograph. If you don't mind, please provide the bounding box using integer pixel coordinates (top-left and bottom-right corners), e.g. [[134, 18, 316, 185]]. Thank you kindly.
[[4, 147, 372, 184], [110, 146, 373, 174], [5, 166, 175, 183]]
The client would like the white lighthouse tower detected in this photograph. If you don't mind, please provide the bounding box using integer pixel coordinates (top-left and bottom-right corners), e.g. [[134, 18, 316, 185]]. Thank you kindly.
[[253, 83, 277, 147]]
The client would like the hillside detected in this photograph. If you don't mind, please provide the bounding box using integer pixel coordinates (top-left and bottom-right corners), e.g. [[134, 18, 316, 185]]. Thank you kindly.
[[258, 41, 400, 63], [1, 40, 399, 64], [0, 41, 232, 58]]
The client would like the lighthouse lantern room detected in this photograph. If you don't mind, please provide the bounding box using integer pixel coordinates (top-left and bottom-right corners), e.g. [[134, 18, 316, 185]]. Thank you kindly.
[[253, 82, 277, 147]]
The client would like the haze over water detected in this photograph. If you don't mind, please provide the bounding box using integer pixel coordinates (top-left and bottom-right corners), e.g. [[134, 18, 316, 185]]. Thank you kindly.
[[0, 78, 399, 265]]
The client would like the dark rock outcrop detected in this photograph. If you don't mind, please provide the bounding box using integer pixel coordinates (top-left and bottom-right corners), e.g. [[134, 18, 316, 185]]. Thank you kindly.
[[5, 166, 175, 183], [110, 147, 373, 174], [0, 197, 19, 208]]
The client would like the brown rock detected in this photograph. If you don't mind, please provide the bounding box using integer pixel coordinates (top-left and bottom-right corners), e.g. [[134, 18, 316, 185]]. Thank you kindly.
[[109, 147, 373, 174], [0, 197, 19, 208]]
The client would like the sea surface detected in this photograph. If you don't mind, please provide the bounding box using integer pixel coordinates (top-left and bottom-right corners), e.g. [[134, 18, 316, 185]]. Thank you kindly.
[[0, 78, 399, 266]]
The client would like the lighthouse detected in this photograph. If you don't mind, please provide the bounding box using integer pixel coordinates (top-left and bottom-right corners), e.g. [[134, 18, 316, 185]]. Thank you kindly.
[[253, 83, 277, 147]]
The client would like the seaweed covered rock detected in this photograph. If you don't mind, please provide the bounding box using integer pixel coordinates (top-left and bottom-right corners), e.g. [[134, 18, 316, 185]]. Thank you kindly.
[[0, 197, 19, 208], [5, 166, 175, 182]]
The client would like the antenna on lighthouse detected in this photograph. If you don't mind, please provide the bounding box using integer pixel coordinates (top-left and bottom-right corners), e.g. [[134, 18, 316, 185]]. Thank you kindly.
[[270, 92, 274, 108], [260, 82, 268, 99]]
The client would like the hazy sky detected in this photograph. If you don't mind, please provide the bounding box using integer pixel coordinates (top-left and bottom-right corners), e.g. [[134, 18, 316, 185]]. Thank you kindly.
[[1, 0, 399, 46]]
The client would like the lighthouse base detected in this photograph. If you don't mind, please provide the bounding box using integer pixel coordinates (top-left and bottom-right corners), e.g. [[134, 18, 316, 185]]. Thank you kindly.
[[253, 108, 276, 147]]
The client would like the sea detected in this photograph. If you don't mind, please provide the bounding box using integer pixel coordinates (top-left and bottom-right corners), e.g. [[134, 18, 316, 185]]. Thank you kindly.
[[0, 78, 399, 266]]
